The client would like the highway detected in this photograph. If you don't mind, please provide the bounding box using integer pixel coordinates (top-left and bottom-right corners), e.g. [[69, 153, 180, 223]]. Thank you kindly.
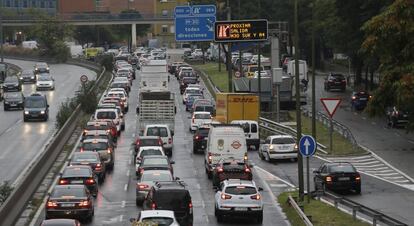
[[0, 59, 96, 184]]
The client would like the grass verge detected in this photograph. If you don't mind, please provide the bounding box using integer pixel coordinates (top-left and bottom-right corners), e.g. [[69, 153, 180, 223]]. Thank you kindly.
[[278, 191, 370, 226], [194, 62, 229, 92]]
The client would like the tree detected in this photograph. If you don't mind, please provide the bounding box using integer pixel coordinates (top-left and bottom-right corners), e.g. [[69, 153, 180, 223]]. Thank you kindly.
[[361, 0, 414, 130]]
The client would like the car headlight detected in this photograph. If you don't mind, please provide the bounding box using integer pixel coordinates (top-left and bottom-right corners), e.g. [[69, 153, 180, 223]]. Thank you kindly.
[[24, 111, 29, 115], [19, 77, 23, 80], [40, 111, 45, 114], [4, 101, 8, 104], [31, 76, 35, 79]]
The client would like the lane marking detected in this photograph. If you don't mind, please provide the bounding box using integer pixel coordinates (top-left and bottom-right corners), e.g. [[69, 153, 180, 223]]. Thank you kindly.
[[394, 132, 401, 137], [127, 169, 130, 177], [408, 140, 414, 145], [270, 184, 288, 188], [121, 201, 126, 208], [124, 184, 128, 191], [371, 121, 377, 125], [119, 215, 124, 222]]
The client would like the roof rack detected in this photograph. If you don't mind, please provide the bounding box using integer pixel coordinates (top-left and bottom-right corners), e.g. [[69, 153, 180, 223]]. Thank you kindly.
[[154, 180, 187, 188]]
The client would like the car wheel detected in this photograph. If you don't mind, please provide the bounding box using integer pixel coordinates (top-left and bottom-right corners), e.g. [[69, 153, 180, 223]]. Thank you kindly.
[[136, 198, 143, 206], [265, 152, 271, 162], [121, 124, 125, 131], [256, 212, 263, 223], [259, 150, 264, 160], [193, 145, 197, 154], [215, 207, 223, 222], [4, 105, 8, 111], [355, 185, 361, 194]]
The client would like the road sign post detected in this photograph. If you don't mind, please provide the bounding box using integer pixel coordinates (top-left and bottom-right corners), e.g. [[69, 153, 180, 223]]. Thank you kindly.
[[299, 135, 317, 203], [320, 98, 342, 155]]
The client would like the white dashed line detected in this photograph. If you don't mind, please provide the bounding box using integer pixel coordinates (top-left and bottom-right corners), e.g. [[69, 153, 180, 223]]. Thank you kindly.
[[124, 184, 128, 191], [121, 201, 126, 208], [127, 169, 130, 177], [394, 132, 401, 137], [119, 215, 124, 222], [362, 117, 366, 120], [408, 140, 414, 145], [128, 158, 132, 165], [270, 184, 288, 188], [371, 121, 376, 125]]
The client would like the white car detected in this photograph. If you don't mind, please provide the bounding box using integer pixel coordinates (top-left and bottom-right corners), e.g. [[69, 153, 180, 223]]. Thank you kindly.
[[183, 87, 203, 104], [190, 111, 212, 132], [94, 108, 121, 134], [36, 74, 55, 90], [133, 210, 180, 226], [135, 146, 165, 171], [259, 135, 298, 162], [214, 179, 263, 223], [106, 91, 129, 112]]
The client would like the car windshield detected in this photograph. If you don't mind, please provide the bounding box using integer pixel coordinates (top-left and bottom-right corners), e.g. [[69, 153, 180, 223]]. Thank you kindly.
[[84, 135, 108, 140], [154, 191, 189, 209], [146, 127, 168, 137], [139, 149, 163, 157], [186, 89, 200, 94], [5, 77, 18, 82], [38, 76, 52, 81], [51, 187, 85, 198], [195, 106, 214, 113], [141, 172, 172, 181], [141, 217, 173, 226], [4, 93, 22, 99], [72, 154, 98, 162], [96, 111, 116, 119], [331, 74, 345, 79], [24, 98, 45, 108], [22, 70, 33, 76], [183, 78, 197, 83], [63, 168, 91, 177], [329, 165, 356, 173], [143, 158, 168, 165], [272, 137, 295, 144], [82, 142, 108, 150], [225, 186, 257, 195], [195, 113, 211, 119]]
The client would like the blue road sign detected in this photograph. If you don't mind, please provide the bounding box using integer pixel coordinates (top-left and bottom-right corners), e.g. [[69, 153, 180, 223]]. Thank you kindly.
[[175, 5, 216, 42], [299, 135, 317, 157]]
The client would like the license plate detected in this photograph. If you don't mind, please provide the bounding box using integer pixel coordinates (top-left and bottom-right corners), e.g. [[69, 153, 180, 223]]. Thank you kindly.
[[279, 146, 289, 150], [338, 177, 350, 181], [359, 98, 367, 100], [10, 104, 17, 107], [234, 207, 247, 211], [71, 180, 83, 184], [61, 203, 75, 207], [201, 145, 205, 148], [335, 82, 340, 84], [204, 137, 208, 140], [65, 211, 72, 214]]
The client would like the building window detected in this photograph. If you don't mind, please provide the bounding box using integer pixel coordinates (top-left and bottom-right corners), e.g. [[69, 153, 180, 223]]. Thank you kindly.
[[23, 0, 28, 7], [5, 0, 11, 7], [162, 9, 168, 16], [162, 25, 168, 33], [40, 1, 45, 8], [31, 0, 36, 7], [14, 0, 19, 7]]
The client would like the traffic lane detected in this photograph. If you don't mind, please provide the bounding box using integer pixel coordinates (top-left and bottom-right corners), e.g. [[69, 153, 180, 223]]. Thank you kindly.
[[250, 152, 414, 224], [0, 59, 96, 183]]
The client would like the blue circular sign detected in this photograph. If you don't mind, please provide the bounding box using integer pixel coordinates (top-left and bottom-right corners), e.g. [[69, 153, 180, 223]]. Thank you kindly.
[[299, 135, 317, 157]]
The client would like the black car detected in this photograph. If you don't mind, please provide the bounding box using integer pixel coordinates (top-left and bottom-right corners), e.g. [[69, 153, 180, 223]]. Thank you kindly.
[[45, 185, 94, 222], [3, 76, 22, 91], [212, 158, 253, 187], [313, 162, 361, 194], [351, 91, 371, 111], [20, 69, 36, 83], [41, 219, 81, 226], [386, 106, 409, 128], [70, 152, 106, 182], [143, 181, 193, 226], [324, 73, 346, 92], [180, 77, 198, 94], [58, 166, 98, 196], [3, 92, 24, 111], [193, 126, 210, 153], [23, 93, 49, 121], [136, 155, 175, 177], [134, 136, 163, 157], [34, 62, 49, 74]]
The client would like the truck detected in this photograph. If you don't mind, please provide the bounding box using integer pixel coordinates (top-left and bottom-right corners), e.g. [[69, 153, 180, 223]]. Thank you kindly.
[[140, 60, 169, 90], [136, 91, 176, 136], [287, 60, 308, 105], [215, 93, 260, 124], [166, 49, 185, 64]]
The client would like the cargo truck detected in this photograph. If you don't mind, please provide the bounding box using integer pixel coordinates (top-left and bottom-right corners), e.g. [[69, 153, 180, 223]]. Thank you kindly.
[[140, 60, 169, 90], [215, 93, 260, 123]]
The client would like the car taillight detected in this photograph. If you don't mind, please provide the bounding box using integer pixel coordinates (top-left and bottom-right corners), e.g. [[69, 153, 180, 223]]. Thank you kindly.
[[86, 178, 95, 185], [139, 168, 144, 174], [245, 168, 251, 173], [168, 138, 172, 144], [352, 96, 356, 100], [217, 167, 224, 173], [221, 193, 232, 200], [151, 202, 157, 210], [107, 148, 112, 154], [46, 201, 58, 208], [250, 194, 261, 200], [244, 154, 248, 161], [192, 117, 195, 123], [137, 183, 149, 190], [195, 135, 200, 140], [106, 129, 111, 134], [95, 163, 102, 170], [158, 139, 163, 146], [78, 200, 90, 207], [326, 176, 332, 183], [80, 148, 84, 152], [208, 152, 212, 164], [59, 179, 68, 185], [342, 79, 346, 83]]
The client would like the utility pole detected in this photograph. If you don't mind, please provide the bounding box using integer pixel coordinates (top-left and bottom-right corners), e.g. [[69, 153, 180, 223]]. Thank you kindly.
[[310, 1, 316, 204], [0, 3, 4, 63], [258, 45, 261, 111], [226, 0, 232, 92], [294, 0, 304, 202]]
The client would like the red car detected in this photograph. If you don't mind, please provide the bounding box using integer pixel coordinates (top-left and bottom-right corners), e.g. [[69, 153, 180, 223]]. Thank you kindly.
[[212, 158, 253, 186]]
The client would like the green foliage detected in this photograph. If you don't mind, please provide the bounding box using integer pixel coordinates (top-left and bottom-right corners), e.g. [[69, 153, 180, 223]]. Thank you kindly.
[[55, 97, 78, 129], [0, 181, 14, 205], [98, 54, 115, 71], [77, 82, 98, 115]]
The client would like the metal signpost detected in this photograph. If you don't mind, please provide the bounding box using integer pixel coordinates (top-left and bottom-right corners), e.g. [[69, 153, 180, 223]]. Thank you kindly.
[[174, 5, 216, 42], [299, 135, 317, 203], [320, 98, 342, 154], [272, 68, 283, 122]]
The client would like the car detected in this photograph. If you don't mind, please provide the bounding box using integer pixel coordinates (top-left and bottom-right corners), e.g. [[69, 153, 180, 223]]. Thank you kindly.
[[19, 69, 36, 83], [180, 77, 199, 95], [324, 73, 346, 92], [81, 130, 116, 148], [174, 64, 191, 78], [80, 138, 115, 170], [84, 120, 118, 141], [45, 185, 94, 222], [34, 62, 49, 74], [106, 91, 129, 112], [133, 136, 163, 157], [190, 111, 212, 132], [313, 162, 361, 194], [193, 126, 210, 153], [214, 179, 263, 223], [23, 93, 49, 121], [131, 210, 180, 226], [182, 87, 203, 104], [143, 125, 174, 157], [386, 106, 409, 128], [259, 135, 298, 162], [212, 158, 253, 187], [136, 155, 175, 177], [143, 181, 193, 226], [41, 219, 81, 226], [58, 165, 98, 196], [94, 108, 122, 134], [231, 120, 260, 150], [69, 152, 106, 182], [110, 81, 130, 93], [135, 146, 165, 169], [3, 91, 24, 111], [191, 99, 214, 115], [136, 170, 174, 205], [351, 91, 371, 111], [36, 73, 55, 90], [3, 75, 22, 91], [96, 103, 125, 131], [101, 96, 126, 114]]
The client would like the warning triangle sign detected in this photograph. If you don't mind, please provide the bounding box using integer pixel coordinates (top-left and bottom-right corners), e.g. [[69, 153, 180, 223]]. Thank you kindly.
[[320, 98, 341, 118]]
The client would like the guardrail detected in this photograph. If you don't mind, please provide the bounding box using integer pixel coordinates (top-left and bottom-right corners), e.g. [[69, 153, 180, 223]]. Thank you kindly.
[[321, 191, 407, 226], [0, 61, 106, 226], [288, 195, 313, 226]]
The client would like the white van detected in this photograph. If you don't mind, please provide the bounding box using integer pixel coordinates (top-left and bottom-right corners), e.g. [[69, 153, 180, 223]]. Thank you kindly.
[[230, 120, 260, 150], [204, 125, 247, 178]]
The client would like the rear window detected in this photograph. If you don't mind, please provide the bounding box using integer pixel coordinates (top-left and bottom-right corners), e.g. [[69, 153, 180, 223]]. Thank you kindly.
[[186, 89, 200, 94], [251, 123, 258, 133], [195, 113, 211, 119], [141, 172, 172, 181], [154, 191, 190, 209], [197, 128, 210, 135], [51, 187, 86, 198], [141, 217, 174, 226], [84, 135, 107, 140], [329, 165, 356, 173], [63, 168, 91, 177], [82, 142, 108, 150], [143, 158, 168, 165], [331, 74, 345, 79], [72, 153, 99, 162], [272, 137, 295, 144], [183, 78, 197, 83], [140, 139, 160, 146], [96, 111, 116, 119], [147, 127, 168, 137], [225, 186, 256, 195], [140, 149, 163, 157]]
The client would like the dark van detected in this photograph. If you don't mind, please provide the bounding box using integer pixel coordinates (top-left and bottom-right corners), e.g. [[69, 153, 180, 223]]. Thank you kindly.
[[23, 93, 49, 121]]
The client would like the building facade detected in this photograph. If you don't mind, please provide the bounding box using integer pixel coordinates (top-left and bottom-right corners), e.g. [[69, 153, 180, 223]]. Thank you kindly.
[[0, 0, 57, 13]]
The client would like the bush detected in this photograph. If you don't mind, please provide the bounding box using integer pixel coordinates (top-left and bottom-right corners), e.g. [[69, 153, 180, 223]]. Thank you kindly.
[[0, 181, 13, 206], [77, 81, 98, 115], [98, 54, 114, 71], [55, 97, 78, 129]]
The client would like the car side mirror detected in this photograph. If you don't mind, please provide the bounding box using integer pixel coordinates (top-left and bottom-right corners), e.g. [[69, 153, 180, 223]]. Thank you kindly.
[[313, 170, 320, 174], [175, 177, 180, 180], [258, 187, 264, 191], [170, 160, 175, 164]]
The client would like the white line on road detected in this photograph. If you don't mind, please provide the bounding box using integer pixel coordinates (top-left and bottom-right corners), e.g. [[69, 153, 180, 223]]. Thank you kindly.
[[355, 164, 385, 168], [124, 184, 128, 191], [394, 132, 401, 137], [362, 117, 366, 120], [128, 158, 132, 165], [408, 140, 414, 145], [119, 215, 124, 222], [373, 172, 399, 176], [127, 169, 130, 177], [270, 184, 288, 188], [121, 201, 126, 208], [371, 121, 377, 125]]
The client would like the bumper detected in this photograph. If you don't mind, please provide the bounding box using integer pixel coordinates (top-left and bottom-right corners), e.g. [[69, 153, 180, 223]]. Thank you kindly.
[[21, 78, 36, 83], [136, 190, 149, 201], [216, 206, 262, 216], [269, 151, 297, 160], [36, 85, 53, 90], [163, 146, 173, 156], [5, 103, 23, 109], [194, 140, 207, 149], [326, 182, 360, 191], [327, 84, 346, 90], [24, 113, 47, 120], [46, 208, 92, 219], [246, 139, 260, 147]]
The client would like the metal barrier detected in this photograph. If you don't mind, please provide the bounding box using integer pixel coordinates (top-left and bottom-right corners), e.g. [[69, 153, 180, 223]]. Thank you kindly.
[[322, 191, 407, 226], [0, 62, 106, 226], [287, 196, 313, 226]]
